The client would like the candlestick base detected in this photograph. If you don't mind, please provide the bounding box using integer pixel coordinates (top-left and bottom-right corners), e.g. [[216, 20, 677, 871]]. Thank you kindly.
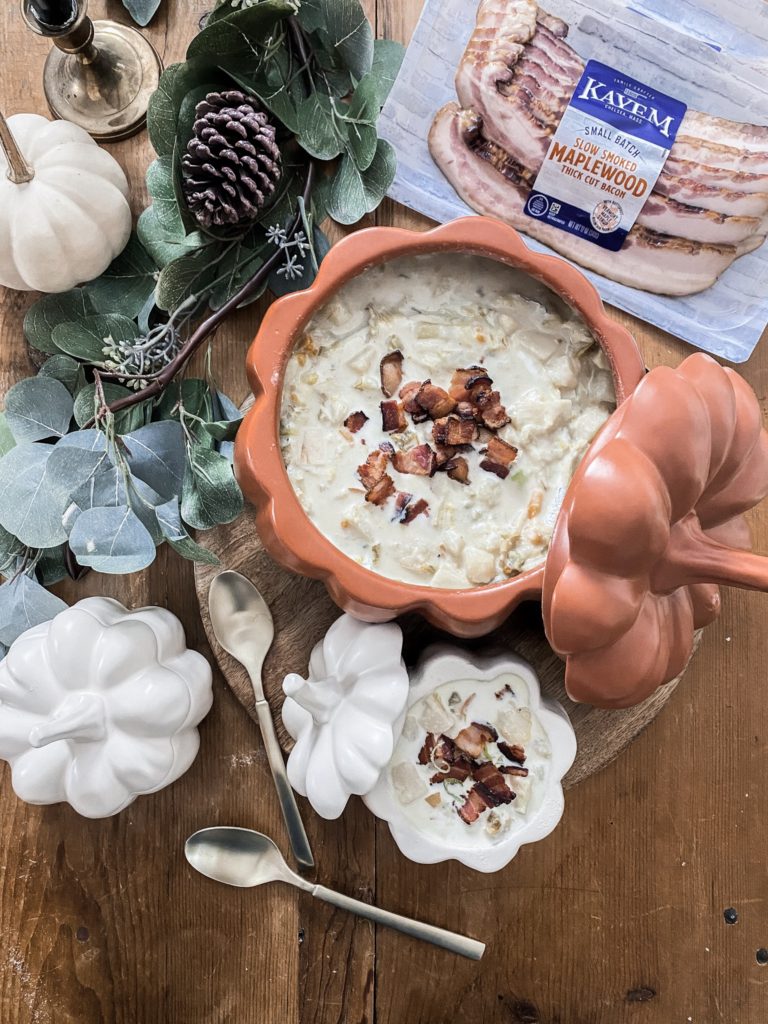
[[42, 20, 162, 142]]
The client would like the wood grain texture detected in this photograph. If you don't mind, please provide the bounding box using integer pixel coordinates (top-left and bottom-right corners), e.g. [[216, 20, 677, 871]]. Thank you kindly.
[[0, 2, 767, 1023], [193, 502, 695, 788]]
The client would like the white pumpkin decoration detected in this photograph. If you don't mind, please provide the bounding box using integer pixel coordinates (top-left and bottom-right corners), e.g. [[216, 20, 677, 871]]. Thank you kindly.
[[0, 597, 213, 818], [282, 614, 409, 820], [0, 113, 132, 293]]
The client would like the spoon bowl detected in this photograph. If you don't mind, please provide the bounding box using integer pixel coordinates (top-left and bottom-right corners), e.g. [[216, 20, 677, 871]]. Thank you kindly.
[[185, 826, 299, 889], [208, 570, 275, 678]]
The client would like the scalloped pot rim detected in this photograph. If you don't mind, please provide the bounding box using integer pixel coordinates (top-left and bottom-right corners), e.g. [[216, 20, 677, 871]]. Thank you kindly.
[[235, 217, 645, 637], [362, 646, 577, 872]]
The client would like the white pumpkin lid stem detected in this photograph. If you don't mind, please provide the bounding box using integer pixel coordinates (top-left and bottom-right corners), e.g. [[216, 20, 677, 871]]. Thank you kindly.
[[283, 673, 343, 724], [28, 692, 107, 748], [0, 112, 35, 185]]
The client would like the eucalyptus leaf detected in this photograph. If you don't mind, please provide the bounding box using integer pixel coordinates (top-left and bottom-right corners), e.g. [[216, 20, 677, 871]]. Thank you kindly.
[[156, 244, 223, 311], [0, 443, 104, 548], [155, 498, 219, 564], [296, 93, 345, 161], [52, 314, 139, 364], [67, 465, 164, 544], [0, 575, 67, 648], [137, 208, 206, 270], [181, 443, 243, 530], [56, 429, 108, 453], [0, 414, 15, 459], [304, 0, 373, 80], [370, 39, 405, 108], [327, 139, 396, 224], [187, 3, 296, 67], [208, 244, 267, 310], [4, 378, 74, 442], [86, 234, 158, 318], [69, 506, 156, 574], [122, 0, 162, 27], [345, 75, 380, 171], [73, 383, 149, 435], [39, 355, 84, 397], [147, 62, 185, 158], [0, 524, 24, 569], [24, 289, 96, 355], [157, 379, 213, 423], [146, 156, 186, 239], [121, 421, 187, 500]]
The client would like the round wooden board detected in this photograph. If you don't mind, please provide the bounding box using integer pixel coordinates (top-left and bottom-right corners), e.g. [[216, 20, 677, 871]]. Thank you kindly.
[[194, 506, 699, 790]]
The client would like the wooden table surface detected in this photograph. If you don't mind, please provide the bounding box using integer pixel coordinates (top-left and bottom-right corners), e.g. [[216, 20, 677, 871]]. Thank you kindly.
[[1, 3, 767, 1022]]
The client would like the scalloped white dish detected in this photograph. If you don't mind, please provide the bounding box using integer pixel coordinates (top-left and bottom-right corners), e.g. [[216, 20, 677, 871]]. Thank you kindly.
[[363, 645, 576, 872]]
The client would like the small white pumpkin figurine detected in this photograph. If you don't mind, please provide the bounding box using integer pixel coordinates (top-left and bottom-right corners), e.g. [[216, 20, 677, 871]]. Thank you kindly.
[[0, 112, 132, 293], [282, 615, 409, 820], [0, 597, 213, 818]]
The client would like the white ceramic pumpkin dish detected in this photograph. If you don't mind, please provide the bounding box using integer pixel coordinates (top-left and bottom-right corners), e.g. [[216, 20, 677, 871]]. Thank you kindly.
[[0, 597, 213, 818], [282, 614, 409, 819], [0, 113, 131, 293], [364, 646, 576, 872]]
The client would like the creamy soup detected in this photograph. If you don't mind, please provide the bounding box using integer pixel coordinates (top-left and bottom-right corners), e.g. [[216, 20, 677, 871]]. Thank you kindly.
[[388, 675, 552, 850], [280, 253, 615, 588]]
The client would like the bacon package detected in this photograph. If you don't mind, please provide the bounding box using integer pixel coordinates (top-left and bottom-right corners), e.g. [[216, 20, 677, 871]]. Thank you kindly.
[[380, 0, 768, 361]]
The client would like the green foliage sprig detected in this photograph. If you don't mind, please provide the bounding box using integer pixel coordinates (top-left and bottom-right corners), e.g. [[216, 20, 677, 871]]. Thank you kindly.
[[0, 0, 403, 651]]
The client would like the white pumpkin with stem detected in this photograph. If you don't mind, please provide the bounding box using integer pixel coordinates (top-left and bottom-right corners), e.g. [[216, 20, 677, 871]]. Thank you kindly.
[[0, 112, 132, 293], [0, 597, 213, 818], [282, 615, 410, 820]]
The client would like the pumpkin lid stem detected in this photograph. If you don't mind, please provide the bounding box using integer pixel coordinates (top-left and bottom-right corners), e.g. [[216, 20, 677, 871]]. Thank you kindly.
[[652, 513, 768, 593], [28, 693, 106, 748], [0, 112, 35, 185]]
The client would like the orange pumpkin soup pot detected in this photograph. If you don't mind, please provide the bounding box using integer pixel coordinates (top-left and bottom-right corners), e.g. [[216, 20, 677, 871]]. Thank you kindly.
[[235, 217, 645, 638]]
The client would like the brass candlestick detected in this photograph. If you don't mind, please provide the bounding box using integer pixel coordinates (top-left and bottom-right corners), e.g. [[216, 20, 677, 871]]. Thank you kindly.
[[21, 0, 163, 142]]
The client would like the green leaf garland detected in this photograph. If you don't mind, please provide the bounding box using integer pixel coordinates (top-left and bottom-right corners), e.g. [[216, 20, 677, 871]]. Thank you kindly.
[[0, 0, 404, 636]]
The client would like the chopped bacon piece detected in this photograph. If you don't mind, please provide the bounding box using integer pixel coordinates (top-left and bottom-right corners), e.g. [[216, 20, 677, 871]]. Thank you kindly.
[[480, 436, 519, 480], [474, 763, 515, 805], [392, 491, 414, 522], [476, 391, 510, 430], [433, 443, 459, 468], [415, 380, 457, 419], [454, 721, 498, 758], [429, 755, 475, 785], [497, 741, 526, 765], [357, 449, 390, 490], [500, 765, 529, 778], [392, 443, 437, 476], [450, 366, 491, 403], [417, 733, 438, 765], [402, 497, 429, 524], [433, 414, 478, 447], [344, 410, 368, 433], [400, 380, 429, 423], [445, 455, 469, 485], [366, 475, 395, 505], [380, 351, 404, 397], [380, 400, 407, 433], [432, 735, 458, 763], [457, 785, 490, 824]]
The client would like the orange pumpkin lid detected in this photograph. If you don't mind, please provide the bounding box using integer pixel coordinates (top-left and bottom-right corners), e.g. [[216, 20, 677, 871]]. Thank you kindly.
[[542, 353, 768, 709]]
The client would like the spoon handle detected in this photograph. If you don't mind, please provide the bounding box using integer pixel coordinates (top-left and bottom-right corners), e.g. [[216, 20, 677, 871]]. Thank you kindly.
[[311, 885, 485, 960], [254, 699, 315, 872]]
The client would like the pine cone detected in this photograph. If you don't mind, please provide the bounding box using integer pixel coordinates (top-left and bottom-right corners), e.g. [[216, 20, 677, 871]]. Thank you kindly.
[[181, 90, 282, 231]]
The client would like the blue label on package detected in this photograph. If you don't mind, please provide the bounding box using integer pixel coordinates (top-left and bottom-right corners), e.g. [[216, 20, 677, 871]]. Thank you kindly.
[[525, 60, 688, 251]]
